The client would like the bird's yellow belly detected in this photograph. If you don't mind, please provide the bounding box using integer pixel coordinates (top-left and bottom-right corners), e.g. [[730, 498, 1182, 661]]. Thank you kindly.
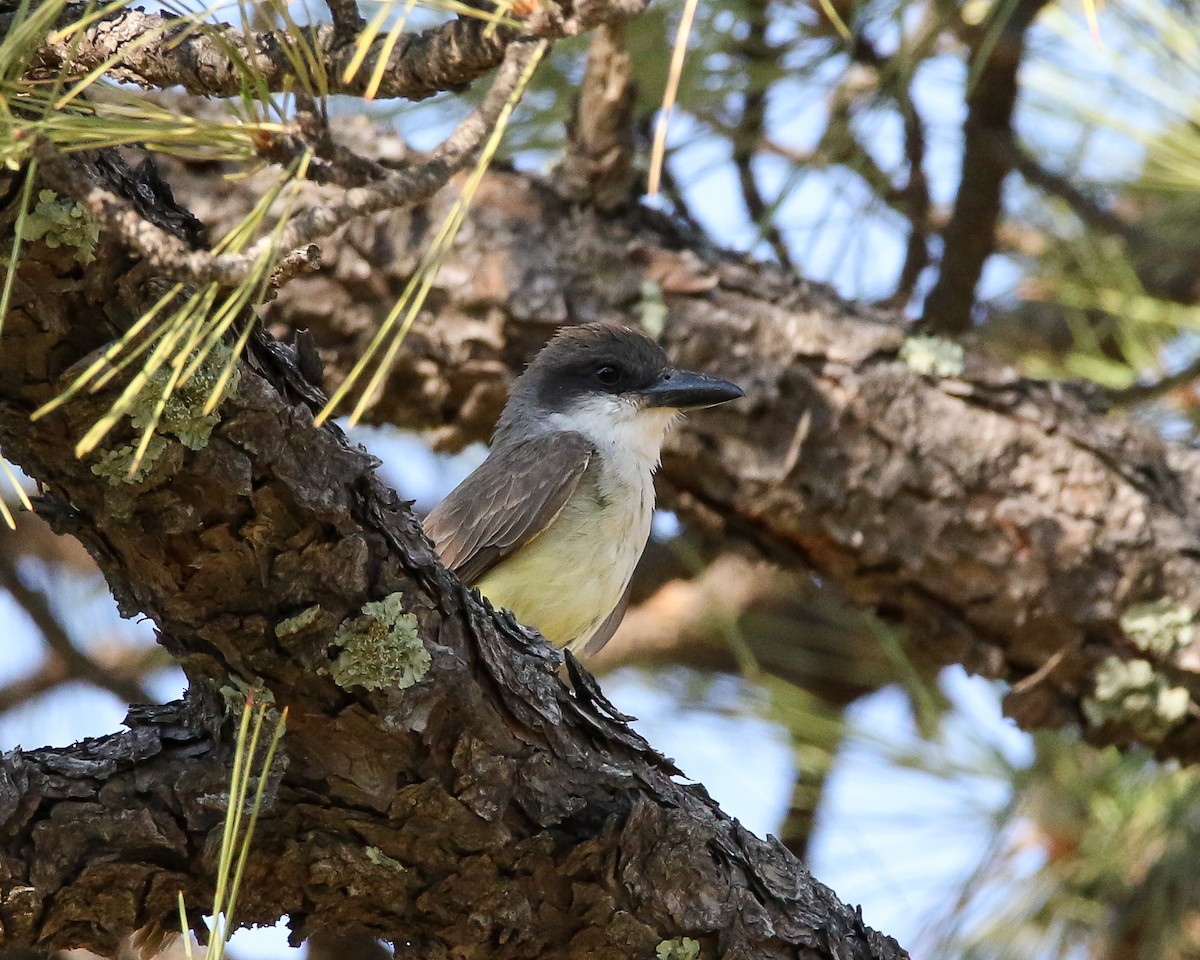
[[473, 480, 650, 650]]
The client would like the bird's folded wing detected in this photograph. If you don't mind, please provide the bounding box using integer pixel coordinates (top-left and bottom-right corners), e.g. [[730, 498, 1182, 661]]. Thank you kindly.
[[576, 579, 632, 658], [423, 431, 594, 585]]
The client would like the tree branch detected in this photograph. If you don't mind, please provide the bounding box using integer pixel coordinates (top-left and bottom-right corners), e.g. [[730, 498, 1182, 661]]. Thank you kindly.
[[0, 147, 904, 960], [31, 40, 541, 287], [556, 22, 638, 211], [921, 0, 1052, 333], [158, 140, 1200, 759], [0, 644, 164, 715], [730, 0, 792, 270], [0, 544, 151, 706], [325, 0, 366, 47], [19, 0, 646, 103], [1003, 135, 1133, 241], [22, 8, 509, 102]]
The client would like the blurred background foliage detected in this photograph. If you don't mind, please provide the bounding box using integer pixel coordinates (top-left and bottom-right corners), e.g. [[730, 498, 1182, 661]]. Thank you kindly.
[[7, 0, 1200, 956]]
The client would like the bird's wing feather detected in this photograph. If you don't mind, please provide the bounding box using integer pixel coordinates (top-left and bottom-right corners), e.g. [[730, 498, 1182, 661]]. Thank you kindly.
[[576, 579, 632, 658], [423, 431, 594, 585]]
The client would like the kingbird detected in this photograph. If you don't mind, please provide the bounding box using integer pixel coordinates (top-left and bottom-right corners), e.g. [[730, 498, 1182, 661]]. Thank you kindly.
[[424, 322, 744, 658]]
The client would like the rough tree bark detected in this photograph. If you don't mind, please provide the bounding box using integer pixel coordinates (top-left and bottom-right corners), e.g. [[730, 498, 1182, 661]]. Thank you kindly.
[[0, 150, 907, 958], [156, 133, 1200, 760]]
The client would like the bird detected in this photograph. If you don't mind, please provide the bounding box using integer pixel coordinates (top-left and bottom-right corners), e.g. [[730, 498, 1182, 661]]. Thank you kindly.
[[423, 322, 744, 658]]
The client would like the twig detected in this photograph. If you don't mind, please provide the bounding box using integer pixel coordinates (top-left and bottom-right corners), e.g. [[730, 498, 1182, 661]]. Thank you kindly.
[[258, 106, 394, 189], [32, 41, 541, 289], [0, 547, 151, 705], [1003, 134, 1133, 240], [325, 0, 366, 47], [556, 21, 637, 211], [921, 0, 1053, 333], [651, 143, 707, 236], [731, 0, 792, 270], [0, 645, 165, 716], [1108, 352, 1200, 408], [886, 89, 931, 308]]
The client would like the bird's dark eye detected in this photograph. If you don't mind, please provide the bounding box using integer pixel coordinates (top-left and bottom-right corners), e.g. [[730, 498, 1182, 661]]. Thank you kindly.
[[595, 365, 621, 385]]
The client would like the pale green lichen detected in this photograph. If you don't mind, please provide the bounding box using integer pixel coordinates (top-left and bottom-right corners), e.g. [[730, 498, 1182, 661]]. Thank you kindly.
[[365, 846, 405, 873], [90, 435, 169, 485], [275, 605, 324, 639], [899, 334, 965, 377], [330, 592, 429, 692], [219, 675, 277, 713], [638, 279, 668, 339], [656, 938, 701, 960], [16, 189, 99, 264], [1120, 598, 1193, 656], [88, 342, 239, 484], [1082, 656, 1191, 742]]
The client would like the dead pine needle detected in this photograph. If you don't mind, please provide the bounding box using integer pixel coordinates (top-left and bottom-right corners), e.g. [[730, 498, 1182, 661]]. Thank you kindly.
[[647, 0, 701, 198], [0, 456, 32, 530]]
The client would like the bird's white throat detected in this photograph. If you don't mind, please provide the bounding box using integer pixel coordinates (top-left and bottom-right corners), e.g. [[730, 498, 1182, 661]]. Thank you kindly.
[[547, 394, 679, 477]]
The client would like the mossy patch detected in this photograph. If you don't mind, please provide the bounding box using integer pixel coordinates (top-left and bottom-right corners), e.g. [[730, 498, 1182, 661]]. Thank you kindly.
[[275, 605, 324, 639], [1120, 598, 1193, 657], [365, 846, 405, 873]]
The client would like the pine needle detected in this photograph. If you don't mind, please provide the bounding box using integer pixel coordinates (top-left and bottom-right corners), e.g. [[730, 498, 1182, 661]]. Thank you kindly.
[[812, 0, 852, 42], [363, 0, 420, 100], [32, 284, 184, 421], [342, 0, 398, 85], [1083, 0, 1103, 46], [0, 0, 69, 87], [0, 457, 32, 530], [315, 40, 547, 427], [0, 157, 37, 341], [39, 149, 307, 462], [647, 0, 701, 197], [177, 692, 287, 960]]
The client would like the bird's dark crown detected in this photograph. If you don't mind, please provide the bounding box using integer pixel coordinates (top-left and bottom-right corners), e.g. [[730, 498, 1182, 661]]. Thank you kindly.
[[518, 323, 670, 410]]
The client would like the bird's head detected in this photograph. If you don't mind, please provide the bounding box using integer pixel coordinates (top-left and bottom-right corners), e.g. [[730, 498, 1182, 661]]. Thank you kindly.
[[496, 323, 744, 465]]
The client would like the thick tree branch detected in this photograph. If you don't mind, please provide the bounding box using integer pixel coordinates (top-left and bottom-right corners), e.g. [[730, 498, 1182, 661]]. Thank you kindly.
[[0, 150, 904, 959], [157, 140, 1200, 759]]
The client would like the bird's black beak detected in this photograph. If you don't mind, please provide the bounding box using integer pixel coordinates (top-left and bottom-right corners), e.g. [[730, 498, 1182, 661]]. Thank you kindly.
[[639, 369, 744, 409]]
